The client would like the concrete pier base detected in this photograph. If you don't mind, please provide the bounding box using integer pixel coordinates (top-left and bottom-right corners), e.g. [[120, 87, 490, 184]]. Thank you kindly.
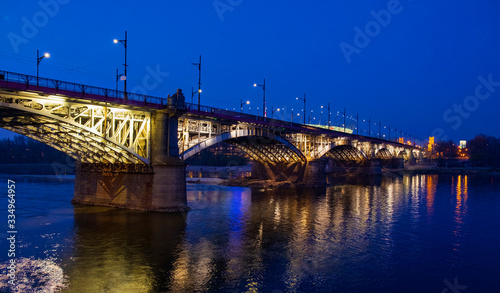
[[381, 158, 404, 169], [251, 161, 306, 183], [250, 160, 327, 186], [327, 159, 382, 175], [72, 163, 188, 212], [302, 159, 327, 186]]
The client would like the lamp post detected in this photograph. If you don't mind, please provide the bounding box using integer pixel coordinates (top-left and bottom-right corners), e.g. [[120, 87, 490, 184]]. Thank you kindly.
[[116, 68, 124, 93], [240, 99, 249, 112], [36, 50, 50, 86], [296, 93, 306, 124], [319, 106, 323, 125], [113, 30, 128, 101], [368, 117, 371, 137], [276, 108, 281, 120], [356, 113, 359, 135], [343, 108, 346, 133], [328, 103, 331, 128], [192, 55, 202, 111], [253, 78, 266, 117], [271, 107, 280, 119]]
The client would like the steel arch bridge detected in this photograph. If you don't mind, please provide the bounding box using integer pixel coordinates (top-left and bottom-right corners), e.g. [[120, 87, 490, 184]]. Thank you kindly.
[[0, 69, 425, 211], [0, 90, 151, 165], [0, 70, 422, 168]]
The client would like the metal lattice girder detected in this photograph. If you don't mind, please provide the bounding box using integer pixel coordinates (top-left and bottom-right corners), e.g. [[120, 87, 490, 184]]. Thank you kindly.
[[375, 148, 393, 159], [327, 145, 368, 162], [180, 129, 307, 163], [397, 150, 408, 159], [0, 92, 151, 164]]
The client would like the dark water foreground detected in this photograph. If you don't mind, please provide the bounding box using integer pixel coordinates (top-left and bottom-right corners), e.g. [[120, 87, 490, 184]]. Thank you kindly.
[[0, 174, 499, 292]]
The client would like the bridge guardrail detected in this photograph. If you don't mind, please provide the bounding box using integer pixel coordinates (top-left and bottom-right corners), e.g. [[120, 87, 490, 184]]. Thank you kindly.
[[0, 69, 420, 149], [0, 70, 167, 106]]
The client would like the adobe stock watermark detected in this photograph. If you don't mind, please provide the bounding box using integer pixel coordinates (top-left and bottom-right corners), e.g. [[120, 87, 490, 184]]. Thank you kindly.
[[213, 0, 243, 22], [7, 0, 71, 54], [131, 64, 170, 96], [441, 277, 467, 293], [339, 0, 404, 64], [432, 74, 499, 141]]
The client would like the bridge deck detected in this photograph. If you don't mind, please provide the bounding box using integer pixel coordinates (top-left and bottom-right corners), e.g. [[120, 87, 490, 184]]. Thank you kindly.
[[0, 69, 416, 149]]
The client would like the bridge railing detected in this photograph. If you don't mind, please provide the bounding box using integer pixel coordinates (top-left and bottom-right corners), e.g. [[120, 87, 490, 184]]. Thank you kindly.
[[0, 70, 167, 106], [185, 102, 273, 122], [0, 70, 420, 149]]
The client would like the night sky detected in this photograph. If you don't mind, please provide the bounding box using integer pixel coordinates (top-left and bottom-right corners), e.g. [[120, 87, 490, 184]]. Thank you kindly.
[[1, 0, 500, 142]]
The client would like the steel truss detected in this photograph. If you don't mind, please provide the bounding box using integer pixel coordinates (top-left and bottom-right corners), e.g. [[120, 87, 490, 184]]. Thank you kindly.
[[0, 92, 150, 164]]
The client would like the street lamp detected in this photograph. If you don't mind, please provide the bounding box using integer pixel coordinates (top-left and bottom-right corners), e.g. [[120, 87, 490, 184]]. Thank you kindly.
[[116, 68, 124, 93], [272, 107, 281, 119], [296, 93, 306, 124], [192, 55, 202, 111], [113, 30, 128, 101], [36, 50, 50, 86], [240, 99, 250, 112], [253, 78, 266, 117]]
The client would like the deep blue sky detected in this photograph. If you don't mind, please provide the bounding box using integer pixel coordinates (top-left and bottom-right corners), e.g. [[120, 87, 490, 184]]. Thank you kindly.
[[1, 0, 500, 142]]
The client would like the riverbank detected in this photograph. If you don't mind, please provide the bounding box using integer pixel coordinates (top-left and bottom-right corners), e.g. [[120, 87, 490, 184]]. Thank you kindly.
[[2, 163, 498, 189], [387, 162, 500, 175], [220, 163, 500, 188]]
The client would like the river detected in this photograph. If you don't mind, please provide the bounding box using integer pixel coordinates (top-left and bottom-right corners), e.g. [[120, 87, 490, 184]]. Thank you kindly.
[[0, 173, 499, 292]]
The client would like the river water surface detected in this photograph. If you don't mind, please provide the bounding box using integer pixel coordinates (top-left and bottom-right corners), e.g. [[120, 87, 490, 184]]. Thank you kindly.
[[0, 173, 499, 292]]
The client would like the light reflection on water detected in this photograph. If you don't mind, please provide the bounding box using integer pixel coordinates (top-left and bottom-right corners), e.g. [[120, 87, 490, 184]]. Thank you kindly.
[[0, 174, 499, 292]]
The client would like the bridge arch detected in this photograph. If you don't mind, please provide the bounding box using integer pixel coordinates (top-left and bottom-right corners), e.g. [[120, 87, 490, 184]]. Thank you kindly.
[[375, 148, 393, 159], [324, 145, 368, 162], [396, 150, 408, 160], [180, 129, 306, 163], [0, 95, 151, 164]]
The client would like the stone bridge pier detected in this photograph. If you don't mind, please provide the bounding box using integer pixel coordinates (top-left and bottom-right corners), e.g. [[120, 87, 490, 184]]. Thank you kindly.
[[251, 159, 327, 186], [72, 90, 189, 212]]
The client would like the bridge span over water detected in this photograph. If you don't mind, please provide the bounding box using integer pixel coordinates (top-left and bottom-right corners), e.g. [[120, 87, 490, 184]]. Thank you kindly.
[[0, 70, 421, 211]]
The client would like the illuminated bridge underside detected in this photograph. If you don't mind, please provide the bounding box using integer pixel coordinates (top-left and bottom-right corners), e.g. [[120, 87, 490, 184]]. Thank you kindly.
[[181, 130, 306, 163], [325, 145, 368, 162], [0, 93, 151, 164], [375, 148, 394, 160], [178, 117, 420, 164]]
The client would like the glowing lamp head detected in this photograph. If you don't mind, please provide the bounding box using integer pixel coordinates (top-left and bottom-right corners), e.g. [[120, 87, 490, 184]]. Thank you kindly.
[[43, 53, 50, 58], [253, 83, 257, 87], [113, 39, 119, 44], [246, 101, 250, 104], [199, 89, 202, 93]]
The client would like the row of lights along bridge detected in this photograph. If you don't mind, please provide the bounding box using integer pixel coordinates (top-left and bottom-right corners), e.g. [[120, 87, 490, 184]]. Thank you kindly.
[[35, 30, 420, 146]]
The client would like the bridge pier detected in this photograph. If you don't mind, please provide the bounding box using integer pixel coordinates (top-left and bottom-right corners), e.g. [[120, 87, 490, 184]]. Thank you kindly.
[[381, 158, 404, 169], [302, 159, 327, 186], [72, 90, 189, 212], [250, 159, 327, 186], [326, 159, 382, 175]]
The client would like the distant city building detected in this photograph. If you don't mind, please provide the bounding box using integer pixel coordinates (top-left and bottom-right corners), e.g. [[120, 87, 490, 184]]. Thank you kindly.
[[460, 140, 466, 149], [428, 136, 435, 152]]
